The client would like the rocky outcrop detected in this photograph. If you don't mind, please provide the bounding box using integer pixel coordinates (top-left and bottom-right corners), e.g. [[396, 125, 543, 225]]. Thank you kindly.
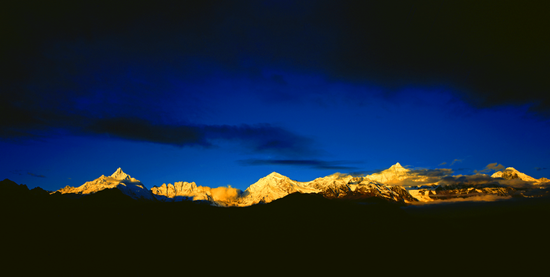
[[150, 182, 213, 202]]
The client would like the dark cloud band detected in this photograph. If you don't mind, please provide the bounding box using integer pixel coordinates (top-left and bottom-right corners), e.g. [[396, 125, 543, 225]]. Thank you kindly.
[[2, 0, 550, 117]]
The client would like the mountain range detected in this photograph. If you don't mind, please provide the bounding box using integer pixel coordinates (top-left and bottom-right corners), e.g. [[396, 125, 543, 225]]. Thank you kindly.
[[49, 163, 550, 206], [3, 164, 550, 275]]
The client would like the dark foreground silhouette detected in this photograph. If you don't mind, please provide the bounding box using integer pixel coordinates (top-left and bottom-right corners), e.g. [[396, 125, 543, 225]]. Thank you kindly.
[[1, 179, 548, 275]]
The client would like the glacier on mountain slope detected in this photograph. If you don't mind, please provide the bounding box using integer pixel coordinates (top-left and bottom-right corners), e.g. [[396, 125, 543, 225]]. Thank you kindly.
[[55, 168, 156, 200]]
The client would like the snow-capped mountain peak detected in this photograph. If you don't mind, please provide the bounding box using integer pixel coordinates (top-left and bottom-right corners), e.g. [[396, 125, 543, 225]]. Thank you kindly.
[[264, 172, 287, 180], [388, 162, 408, 172], [248, 172, 291, 190], [491, 167, 537, 182], [111, 167, 130, 180], [366, 162, 411, 183], [55, 168, 155, 200], [237, 172, 317, 206]]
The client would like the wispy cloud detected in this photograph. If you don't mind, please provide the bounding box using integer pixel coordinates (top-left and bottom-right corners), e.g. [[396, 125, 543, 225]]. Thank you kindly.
[[487, 163, 505, 171], [439, 159, 463, 167], [89, 118, 317, 154], [87, 117, 208, 147], [10, 170, 46, 178], [27, 172, 46, 178], [475, 162, 505, 174], [450, 159, 463, 166], [3, 113, 318, 158], [409, 168, 454, 177]]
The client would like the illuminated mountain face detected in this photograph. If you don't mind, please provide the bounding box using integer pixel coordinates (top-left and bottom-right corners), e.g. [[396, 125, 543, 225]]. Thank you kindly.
[[54, 164, 550, 205], [492, 167, 538, 182], [64, 163, 545, 206], [147, 165, 420, 206], [55, 168, 155, 200]]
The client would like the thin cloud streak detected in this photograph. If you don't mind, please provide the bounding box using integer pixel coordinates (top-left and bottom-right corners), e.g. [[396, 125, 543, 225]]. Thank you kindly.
[[9, 170, 46, 178], [27, 172, 46, 178], [475, 163, 505, 174], [450, 159, 463, 166]]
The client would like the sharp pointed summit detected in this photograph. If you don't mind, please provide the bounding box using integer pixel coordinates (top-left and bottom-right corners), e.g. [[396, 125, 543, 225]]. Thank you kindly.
[[113, 167, 125, 174], [387, 162, 409, 174], [111, 167, 130, 180], [365, 162, 412, 183], [266, 172, 285, 179], [390, 162, 406, 170]]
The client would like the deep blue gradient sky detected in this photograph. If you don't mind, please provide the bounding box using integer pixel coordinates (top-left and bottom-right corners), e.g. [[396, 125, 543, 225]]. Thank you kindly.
[[2, 1, 549, 191]]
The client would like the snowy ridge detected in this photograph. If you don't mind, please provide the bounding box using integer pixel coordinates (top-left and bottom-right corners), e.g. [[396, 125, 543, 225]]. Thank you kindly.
[[151, 182, 213, 202], [55, 168, 155, 200], [154, 165, 420, 206], [308, 173, 417, 202]]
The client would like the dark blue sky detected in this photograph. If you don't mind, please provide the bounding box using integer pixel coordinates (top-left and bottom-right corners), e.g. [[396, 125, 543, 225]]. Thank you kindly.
[[2, 1, 549, 191]]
